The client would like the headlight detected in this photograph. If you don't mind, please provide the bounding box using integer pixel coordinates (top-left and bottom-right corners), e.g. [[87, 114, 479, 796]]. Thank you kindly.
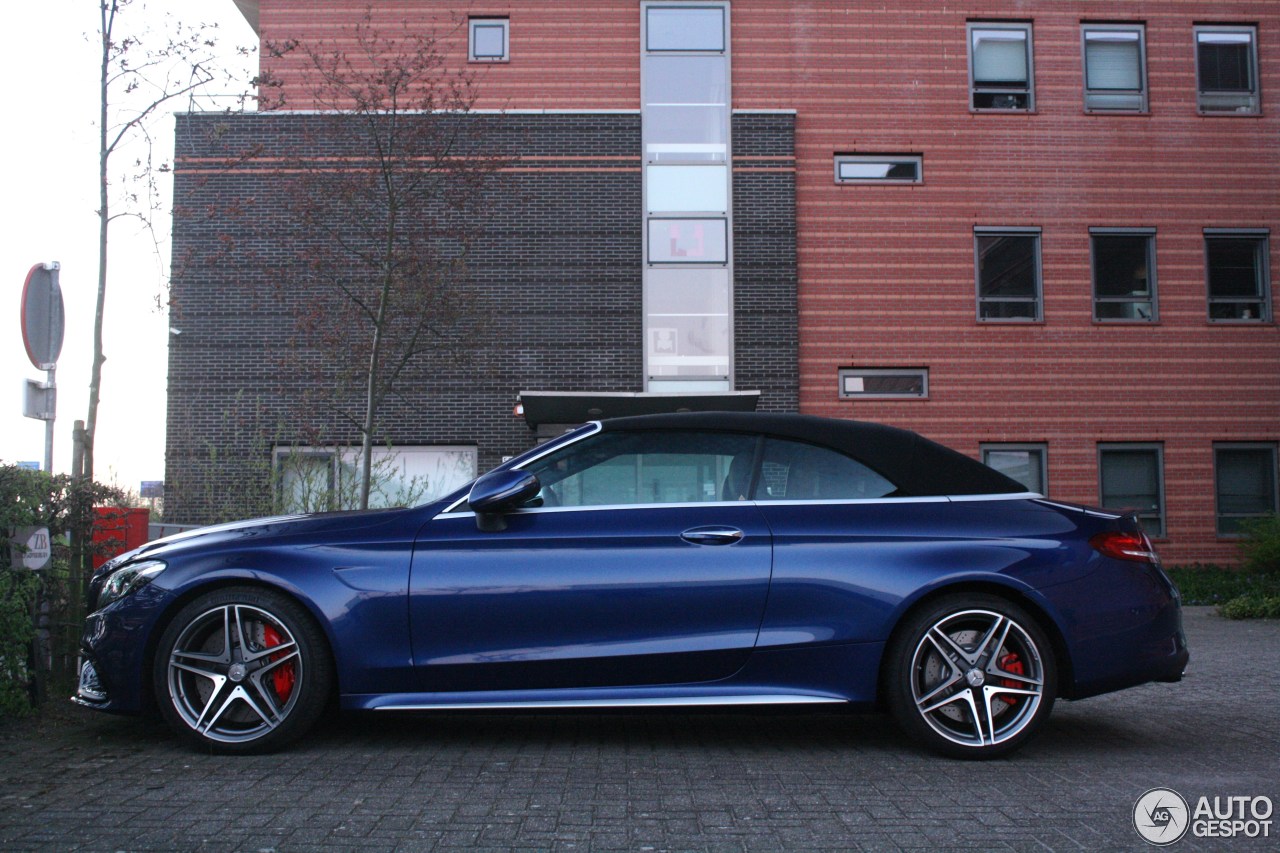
[[98, 560, 166, 608]]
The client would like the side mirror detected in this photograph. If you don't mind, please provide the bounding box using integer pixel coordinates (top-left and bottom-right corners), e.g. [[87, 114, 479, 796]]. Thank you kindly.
[[467, 469, 541, 531]]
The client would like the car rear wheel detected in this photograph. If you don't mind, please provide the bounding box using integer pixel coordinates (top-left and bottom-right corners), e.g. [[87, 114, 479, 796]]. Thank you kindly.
[[153, 586, 332, 754], [884, 593, 1056, 759]]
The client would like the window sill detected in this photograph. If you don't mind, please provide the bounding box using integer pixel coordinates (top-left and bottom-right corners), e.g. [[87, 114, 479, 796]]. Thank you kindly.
[[1083, 109, 1150, 116], [1196, 109, 1262, 117], [970, 109, 1037, 115], [1092, 319, 1160, 326]]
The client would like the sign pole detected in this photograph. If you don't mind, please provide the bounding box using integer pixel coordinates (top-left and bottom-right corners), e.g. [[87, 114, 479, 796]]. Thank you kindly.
[[43, 364, 55, 473]]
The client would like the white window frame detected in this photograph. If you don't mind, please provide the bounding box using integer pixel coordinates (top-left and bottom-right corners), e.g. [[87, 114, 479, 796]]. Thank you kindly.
[[1081, 23, 1148, 113], [469, 17, 509, 63], [838, 368, 929, 400], [968, 21, 1035, 112], [834, 154, 923, 185]]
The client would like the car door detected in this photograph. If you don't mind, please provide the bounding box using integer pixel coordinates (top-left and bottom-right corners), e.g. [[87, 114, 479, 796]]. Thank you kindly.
[[407, 429, 772, 693]]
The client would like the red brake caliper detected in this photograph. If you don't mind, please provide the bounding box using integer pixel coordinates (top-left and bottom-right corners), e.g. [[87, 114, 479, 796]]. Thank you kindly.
[[262, 624, 296, 702], [998, 653, 1024, 705]]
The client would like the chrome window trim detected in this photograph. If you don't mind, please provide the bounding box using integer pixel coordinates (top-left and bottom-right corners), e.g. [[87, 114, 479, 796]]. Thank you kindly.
[[437, 491, 1041, 520], [439, 421, 603, 515]]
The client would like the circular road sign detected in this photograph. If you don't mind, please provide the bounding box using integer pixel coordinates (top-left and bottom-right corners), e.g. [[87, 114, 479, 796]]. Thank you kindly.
[[21, 262, 65, 369]]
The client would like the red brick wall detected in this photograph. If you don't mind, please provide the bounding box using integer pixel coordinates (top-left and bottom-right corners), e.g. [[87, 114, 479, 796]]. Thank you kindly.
[[254, 2, 1280, 563]]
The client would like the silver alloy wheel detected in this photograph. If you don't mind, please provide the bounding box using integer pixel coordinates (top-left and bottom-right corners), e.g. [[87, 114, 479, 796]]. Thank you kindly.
[[908, 608, 1045, 749], [166, 603, 304, 744]]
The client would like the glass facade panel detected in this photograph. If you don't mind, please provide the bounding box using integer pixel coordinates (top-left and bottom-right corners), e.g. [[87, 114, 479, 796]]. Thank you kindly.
[[646, 268, 730, 379], [647, 165, 729, 213], [646, 7, 725, 52], [648, 219, 727, 264]]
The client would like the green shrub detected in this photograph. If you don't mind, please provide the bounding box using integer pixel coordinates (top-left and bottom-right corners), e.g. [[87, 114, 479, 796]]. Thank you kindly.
[[1164, 564, 1280, 605], [1238, 514, 1280, 575], [0, 464, 128, 715], [1219, 593, 1280, 620], [0, 569, 40, 717]]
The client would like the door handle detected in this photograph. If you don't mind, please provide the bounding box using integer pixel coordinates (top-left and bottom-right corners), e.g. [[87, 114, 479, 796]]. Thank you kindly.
[[681, 526, 744, 546]]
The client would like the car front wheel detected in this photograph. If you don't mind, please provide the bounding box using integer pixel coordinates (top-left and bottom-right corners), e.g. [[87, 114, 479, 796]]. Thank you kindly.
[[153, 586, 332, 753], [884, 593, 1056, 759]]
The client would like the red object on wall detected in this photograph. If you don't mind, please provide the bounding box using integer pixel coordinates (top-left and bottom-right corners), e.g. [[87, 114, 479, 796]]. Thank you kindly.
[[92, 507, 150, 569]]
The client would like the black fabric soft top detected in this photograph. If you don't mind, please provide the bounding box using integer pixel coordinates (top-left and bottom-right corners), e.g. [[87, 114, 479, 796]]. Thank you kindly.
[[598, 412, 1027, 497]]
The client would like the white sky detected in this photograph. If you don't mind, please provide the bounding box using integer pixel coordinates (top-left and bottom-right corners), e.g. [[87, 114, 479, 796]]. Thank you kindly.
[[1, 1, 256, 492]]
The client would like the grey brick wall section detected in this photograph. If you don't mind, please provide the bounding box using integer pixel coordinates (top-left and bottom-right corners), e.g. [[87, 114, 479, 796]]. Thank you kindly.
[[166, 112, 796, 522]]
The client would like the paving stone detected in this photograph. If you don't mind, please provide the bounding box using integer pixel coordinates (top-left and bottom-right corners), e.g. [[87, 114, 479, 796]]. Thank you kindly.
[[0, 609, 1276, 850]]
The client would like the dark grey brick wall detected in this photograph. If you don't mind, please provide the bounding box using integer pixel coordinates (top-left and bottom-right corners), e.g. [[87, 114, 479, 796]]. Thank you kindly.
[[166, 111, 796, 523]]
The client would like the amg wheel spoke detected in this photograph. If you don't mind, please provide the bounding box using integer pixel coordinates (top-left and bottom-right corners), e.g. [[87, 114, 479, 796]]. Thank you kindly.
[[233, 683, 280, 729], [244, 638, 298, 665], [917, 679, 969, 715], [170, 657, 224, 680], [928, 626, 976, 667], [192, 675, 232, 732], [974, 615, 1011, 664], [986, 663, 1043, 688]]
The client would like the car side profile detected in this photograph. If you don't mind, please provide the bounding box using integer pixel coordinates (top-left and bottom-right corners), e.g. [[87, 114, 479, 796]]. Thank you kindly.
[[75, 413, 1188, 757]]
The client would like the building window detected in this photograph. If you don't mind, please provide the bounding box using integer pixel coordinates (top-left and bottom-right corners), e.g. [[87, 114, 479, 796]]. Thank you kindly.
[[1082, 24, 1147, 112], [834, 154, 923, 184], [469, 18, 509, 62], [1215, 444, 1279, 536], [838, 368, 929, 399], [975, 228, 1042, 321], [1205, 230, 1271, 321], [1195, 25, 1260, 114], [646, 6, 725, 52], [1092, 229, 1157, 322], [1099, 444, 1165, 537], [969, 22, 1034, 111], [982, 444, 1048, 494], [274, 445, 477, 512]]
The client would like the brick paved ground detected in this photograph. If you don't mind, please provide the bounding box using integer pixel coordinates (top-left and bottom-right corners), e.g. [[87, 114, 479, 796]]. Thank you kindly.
[[1, 607, 1276, 851]]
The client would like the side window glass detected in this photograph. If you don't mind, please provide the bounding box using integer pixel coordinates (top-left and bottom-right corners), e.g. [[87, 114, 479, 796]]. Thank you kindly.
[[524, 430, 758, 507], [759, 439, 896, 500]]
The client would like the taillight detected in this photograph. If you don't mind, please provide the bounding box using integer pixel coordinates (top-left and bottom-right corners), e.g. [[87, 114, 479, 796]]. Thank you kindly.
[[1090, 530, 1158, 563]]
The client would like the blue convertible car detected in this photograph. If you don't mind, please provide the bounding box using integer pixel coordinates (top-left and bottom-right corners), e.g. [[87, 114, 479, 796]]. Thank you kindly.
[[76, 413, 1187, 757]]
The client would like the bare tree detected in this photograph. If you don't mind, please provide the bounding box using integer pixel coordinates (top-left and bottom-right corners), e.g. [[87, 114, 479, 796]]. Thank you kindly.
[[86, 0, 249, 481], [266, 13, 505, 509]]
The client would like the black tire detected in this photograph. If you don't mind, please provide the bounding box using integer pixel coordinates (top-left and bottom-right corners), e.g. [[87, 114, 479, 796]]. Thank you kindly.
[[883, 593, 1056, 759], [153, 586, 333, 754]]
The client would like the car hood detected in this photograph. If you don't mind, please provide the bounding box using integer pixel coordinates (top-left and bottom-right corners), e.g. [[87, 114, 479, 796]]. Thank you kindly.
[[96, 507, 420, 575]]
